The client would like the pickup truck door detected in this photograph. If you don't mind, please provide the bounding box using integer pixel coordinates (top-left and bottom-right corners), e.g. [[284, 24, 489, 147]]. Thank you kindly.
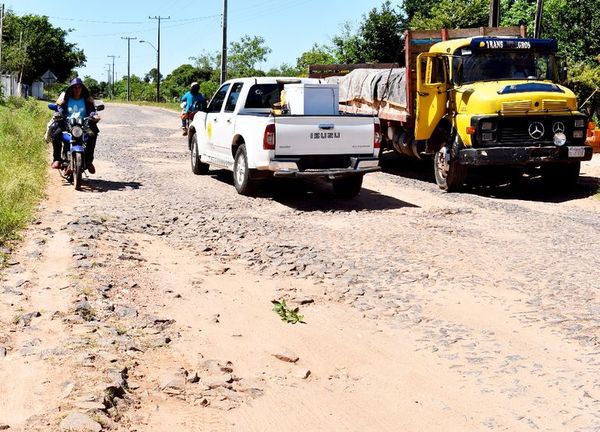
[[212, 82, 244, 161], [415, 53, 448, 141], [205, 83, 231, 162]]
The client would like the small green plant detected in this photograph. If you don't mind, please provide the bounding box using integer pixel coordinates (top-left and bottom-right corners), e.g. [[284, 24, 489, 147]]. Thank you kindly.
[[271, 299, 305, 324]]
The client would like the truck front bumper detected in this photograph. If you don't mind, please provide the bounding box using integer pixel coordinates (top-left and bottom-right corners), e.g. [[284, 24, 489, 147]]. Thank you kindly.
[[458, 145, 593, 166], [265, 157, 380, 178]]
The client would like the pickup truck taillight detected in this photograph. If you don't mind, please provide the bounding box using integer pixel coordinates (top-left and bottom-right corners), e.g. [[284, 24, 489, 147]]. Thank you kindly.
[[374, 123, 382, 149], [263, 123, 276, 150]]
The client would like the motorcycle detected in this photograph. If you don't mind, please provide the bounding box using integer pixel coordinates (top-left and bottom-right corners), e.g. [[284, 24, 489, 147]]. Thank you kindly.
[[48, 103, 104, 190]]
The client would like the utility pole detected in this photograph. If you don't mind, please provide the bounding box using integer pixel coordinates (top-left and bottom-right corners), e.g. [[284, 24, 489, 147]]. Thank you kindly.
[[149, 15, 170, 102], [488, 0, 500, 27], [105, 64, 111, 95], [121, 36, 137, 101], [534, 0, 544, 38], [220, 0, 228, 84], [107, 55, 118, 99], [0, 4, 5, 74]]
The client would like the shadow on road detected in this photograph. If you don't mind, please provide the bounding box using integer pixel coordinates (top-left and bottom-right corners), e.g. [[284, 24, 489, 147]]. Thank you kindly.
[[463, 173, 600, 203], [209, 169, 419, 212], [379, 150, 600, 203], [75, 179, 143, 193]]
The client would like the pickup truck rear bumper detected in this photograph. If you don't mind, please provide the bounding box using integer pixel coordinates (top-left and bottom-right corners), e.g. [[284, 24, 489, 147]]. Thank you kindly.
[[265, 157, 380, 178], [458, 145, 593, 166]]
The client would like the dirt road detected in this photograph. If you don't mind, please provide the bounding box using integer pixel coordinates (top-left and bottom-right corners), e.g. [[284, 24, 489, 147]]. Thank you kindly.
[[1, 103, 599, 432]]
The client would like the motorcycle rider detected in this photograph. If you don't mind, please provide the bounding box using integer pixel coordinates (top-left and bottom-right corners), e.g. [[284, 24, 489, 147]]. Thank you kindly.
[[180, 81, 206, 136], [50, 77, 100, 174]]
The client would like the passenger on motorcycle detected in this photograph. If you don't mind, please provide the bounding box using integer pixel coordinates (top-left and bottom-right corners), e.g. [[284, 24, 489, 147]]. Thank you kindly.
[[180, 81, 206, 136], [50, 78, 100, 174]]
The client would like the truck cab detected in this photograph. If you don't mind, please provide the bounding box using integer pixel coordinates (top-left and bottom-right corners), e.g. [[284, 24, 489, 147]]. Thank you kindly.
[[416, 36, 592, 190]]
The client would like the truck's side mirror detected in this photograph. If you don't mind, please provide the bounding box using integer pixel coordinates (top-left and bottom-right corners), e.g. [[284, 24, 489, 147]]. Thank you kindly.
[[559, 61, 568, 84]]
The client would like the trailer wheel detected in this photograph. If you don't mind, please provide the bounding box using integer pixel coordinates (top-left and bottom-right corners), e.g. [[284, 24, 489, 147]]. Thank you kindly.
[[434, 138, 467, 192]]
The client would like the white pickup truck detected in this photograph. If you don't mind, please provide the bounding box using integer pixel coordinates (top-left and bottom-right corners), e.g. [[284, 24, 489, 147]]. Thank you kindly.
[[187, 77, 381, 198]]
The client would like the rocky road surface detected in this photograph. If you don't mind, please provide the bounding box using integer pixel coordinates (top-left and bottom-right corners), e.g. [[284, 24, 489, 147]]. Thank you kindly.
[[1, 103, 599, 431]]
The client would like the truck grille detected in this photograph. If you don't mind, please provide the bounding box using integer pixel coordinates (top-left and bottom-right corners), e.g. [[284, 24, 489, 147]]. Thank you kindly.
[[501, 100, 531, 112], [474, 115, 586, 148], [498, 117, 572, 146], [542, 100, 568, 111]]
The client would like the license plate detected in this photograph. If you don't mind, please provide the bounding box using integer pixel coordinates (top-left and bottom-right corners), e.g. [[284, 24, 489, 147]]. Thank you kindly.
[[568, 147, 585, 158]]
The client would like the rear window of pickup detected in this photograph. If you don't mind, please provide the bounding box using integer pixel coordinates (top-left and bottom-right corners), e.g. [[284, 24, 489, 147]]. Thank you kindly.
[[245, 84, 281, 109]]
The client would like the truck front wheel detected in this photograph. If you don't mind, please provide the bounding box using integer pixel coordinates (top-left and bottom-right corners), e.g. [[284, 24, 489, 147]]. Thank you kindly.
[[434, 139, 468, 192], [332, 175, 363, 199], [191, 134, 209, 175], [233, 144, 256, 195]]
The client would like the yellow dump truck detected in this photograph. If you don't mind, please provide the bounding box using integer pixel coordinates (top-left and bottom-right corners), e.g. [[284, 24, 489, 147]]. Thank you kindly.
[[311, 26, 594, 191]]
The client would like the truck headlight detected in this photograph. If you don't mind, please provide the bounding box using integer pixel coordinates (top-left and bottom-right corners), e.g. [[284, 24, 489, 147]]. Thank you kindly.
[[574, 119, 586, 128], [482, 132, 494, 141], [553, 132, 567, 146], [573, 130, 584, 138], [481, 121, 494, 130]]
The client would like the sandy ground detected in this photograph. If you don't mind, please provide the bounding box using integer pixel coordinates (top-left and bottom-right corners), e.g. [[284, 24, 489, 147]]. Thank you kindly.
[[0, 104, 599, 431]]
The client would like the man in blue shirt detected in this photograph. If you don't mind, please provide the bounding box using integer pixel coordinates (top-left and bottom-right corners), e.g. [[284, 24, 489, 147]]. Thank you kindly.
[[180, 82, 206, 136]]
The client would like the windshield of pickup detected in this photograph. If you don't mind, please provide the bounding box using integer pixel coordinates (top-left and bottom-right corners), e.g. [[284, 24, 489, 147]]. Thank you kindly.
[[453, 50, 558, 84]]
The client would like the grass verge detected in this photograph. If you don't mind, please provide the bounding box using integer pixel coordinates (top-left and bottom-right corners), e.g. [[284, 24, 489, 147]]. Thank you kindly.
[[0, 97, 49, 258]]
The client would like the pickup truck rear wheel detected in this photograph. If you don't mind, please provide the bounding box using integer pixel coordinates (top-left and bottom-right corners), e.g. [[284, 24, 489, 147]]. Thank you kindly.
[[332, 175, 363, 199], [434, 138, 467, 192], [190, 134, 209, 175], [233, 144, 256, 195]]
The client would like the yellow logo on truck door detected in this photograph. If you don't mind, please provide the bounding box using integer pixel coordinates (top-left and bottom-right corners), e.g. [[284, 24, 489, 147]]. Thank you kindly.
[[207, 121, 213, 140]]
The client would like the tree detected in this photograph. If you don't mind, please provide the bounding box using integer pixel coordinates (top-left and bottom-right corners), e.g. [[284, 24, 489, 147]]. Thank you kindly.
[[266, 63, 302, 77], [228, 35, 272, 78], [332, 22, 364, 63], [161, 64, 212, 100], [144, 68, 163, 84], [296, 44, 336, 73], [409, 0, 489, 30], [332, 2, 406, 64], [82, 76, 101, 97], [543, 0, 600, 65], [359, 1, 406, 63], [2, 12, 85, 83], [499, 0, 536, 30]]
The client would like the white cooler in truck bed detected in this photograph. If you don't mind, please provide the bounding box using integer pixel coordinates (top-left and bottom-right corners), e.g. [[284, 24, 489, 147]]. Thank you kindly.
[[284, 83, 340, 115]]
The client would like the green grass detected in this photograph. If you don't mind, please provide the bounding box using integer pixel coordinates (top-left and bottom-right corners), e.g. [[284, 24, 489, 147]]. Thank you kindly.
[[0, 98, 49, 252]]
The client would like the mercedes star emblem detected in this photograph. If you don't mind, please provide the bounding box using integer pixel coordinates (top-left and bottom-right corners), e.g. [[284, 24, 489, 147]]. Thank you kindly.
[[528, 122, 545, 139], [552, 121, 565, 134]]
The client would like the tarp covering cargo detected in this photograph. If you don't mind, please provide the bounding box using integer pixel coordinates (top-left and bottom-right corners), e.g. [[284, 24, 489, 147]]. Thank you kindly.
[[325, 68, 407, 109]]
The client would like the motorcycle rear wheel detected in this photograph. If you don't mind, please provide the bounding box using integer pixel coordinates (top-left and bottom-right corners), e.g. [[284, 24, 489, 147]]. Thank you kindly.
[[74, 152, 83, 191]]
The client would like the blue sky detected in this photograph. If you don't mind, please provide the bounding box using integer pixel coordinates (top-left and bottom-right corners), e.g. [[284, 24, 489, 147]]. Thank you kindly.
[[7, 0, 389, 82]]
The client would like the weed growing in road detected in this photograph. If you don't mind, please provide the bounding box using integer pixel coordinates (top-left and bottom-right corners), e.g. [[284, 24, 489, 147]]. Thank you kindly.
[[272, 299, 305, 324]]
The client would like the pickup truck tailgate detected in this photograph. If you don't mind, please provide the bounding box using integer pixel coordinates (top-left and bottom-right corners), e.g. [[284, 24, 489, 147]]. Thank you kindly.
[[273, 116, 375, 156]]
